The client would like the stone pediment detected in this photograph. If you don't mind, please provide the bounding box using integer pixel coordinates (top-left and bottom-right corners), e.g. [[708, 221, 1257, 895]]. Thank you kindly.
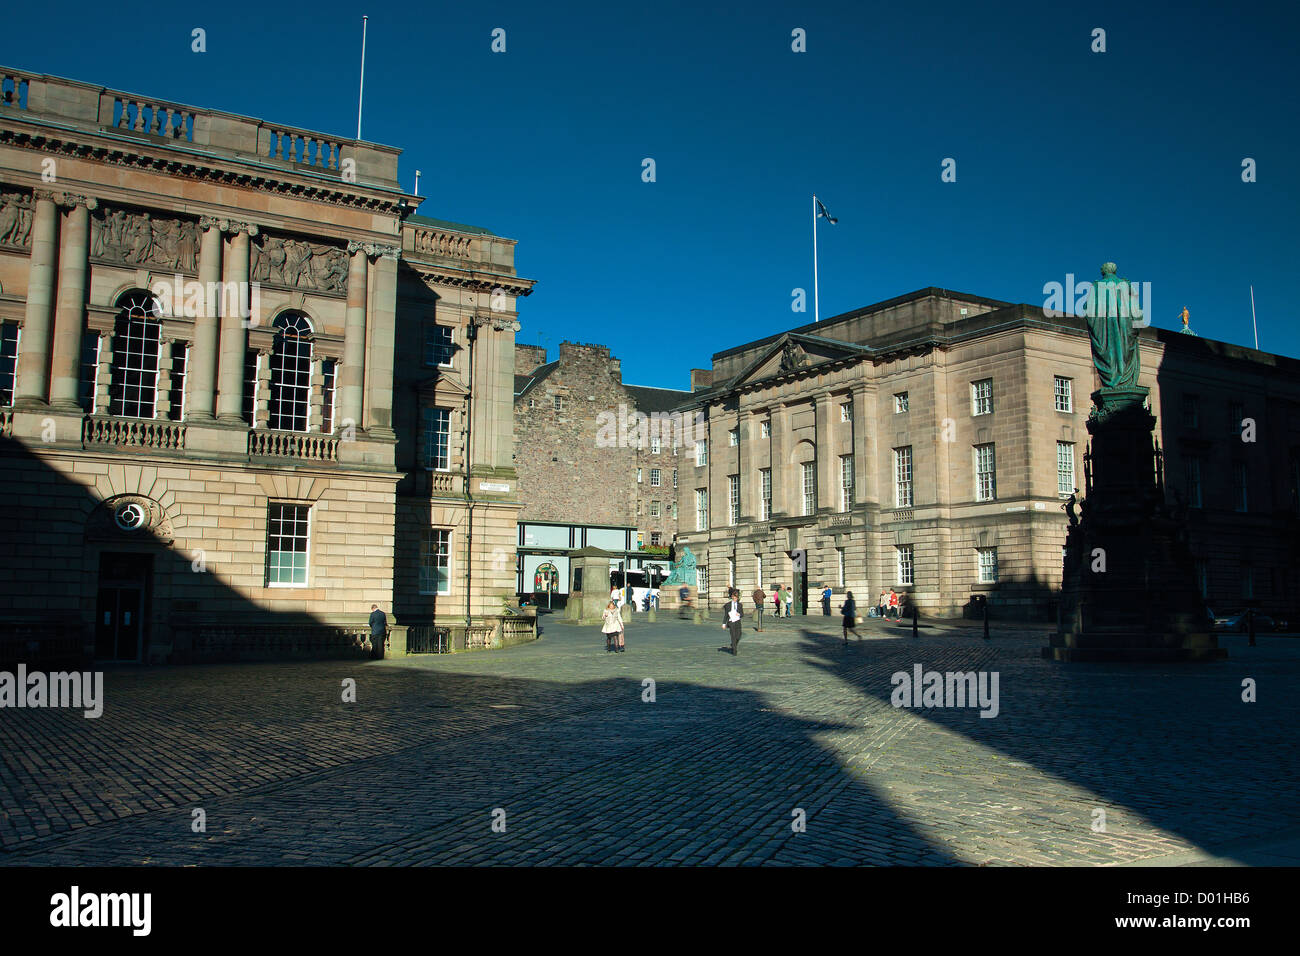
[[732, 333, 866, 388], [416, 370, 470, 399]]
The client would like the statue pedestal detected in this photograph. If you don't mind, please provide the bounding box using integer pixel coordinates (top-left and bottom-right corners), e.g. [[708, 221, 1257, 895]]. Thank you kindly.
[[1047, 392, 1224, 662]]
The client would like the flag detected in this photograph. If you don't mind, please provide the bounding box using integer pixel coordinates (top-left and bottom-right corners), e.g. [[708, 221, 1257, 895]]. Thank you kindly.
[[815, 197, 838, 224]]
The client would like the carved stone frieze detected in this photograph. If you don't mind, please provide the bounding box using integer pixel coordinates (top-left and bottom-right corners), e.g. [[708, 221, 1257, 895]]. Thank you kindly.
[[254, 233, 350, 294], [91, 205, 201, 274], [0, 190, 33, 248]]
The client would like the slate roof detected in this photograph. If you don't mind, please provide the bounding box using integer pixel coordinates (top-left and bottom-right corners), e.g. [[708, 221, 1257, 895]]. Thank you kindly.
[[514, 361, 558, 398]]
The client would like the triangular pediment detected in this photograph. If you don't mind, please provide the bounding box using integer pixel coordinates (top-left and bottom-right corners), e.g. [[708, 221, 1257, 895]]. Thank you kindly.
[[416, 369, 470, 400], [731, 333, 867, 388]]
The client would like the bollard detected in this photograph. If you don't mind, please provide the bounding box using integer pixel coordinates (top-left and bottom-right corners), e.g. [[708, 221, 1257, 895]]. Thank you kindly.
[[912, 604, 918, 638], [983, 602, 990, 640], [694, 607, 706, 625], [647, 608, 656, 623]]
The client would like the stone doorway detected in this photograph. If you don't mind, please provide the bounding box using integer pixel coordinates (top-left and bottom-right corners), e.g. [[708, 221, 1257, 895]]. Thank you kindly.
[[95, 552, 152, 662]]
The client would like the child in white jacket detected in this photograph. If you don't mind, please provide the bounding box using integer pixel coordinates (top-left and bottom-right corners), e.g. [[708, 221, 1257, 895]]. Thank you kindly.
[[601, 601, 625, 653]]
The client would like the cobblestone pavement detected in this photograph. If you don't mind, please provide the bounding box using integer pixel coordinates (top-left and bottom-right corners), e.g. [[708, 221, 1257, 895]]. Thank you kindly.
[[1, 613, 1296, 866]]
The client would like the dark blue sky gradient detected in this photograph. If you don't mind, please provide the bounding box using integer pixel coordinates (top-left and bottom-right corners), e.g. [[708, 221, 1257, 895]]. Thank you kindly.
[[4, 0, 1297, 387]]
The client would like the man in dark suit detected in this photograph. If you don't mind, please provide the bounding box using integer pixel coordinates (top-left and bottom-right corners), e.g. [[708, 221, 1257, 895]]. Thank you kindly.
[[722, 588, 744, 655], [369, 604, 388, 658]]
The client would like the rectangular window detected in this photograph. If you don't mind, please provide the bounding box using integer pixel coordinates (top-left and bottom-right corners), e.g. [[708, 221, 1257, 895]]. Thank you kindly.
[[1057, 442, 1075, 495], [650, 468, 661, 487], [1054, 376, 1073, 413], [840, 455, 854, 512], [553, 395, 565, 412], [729, 474, 740, 525], [637, 499, 642, 515], [894, 446, 913, 508], [650, 435, 661, 454], [974, 443, 997, 502], [894, 391, 909, 413], [802, 462, 816, 516], [761, 468, 772, 520], [837, 547, 845, 587], [695, 489, 708, 531], [421, 406, 450, 470], [321, 359, 336, 434], [897, 545, 914, 586], [977, 547, 998, 583], [651, 532, 662, 547], [1233, 461, 1248, 512], [761, 420, 770, 438], [268, 334, 311, 432], [242, 350, 258, 426], [728, 428, 739, 447], [1229, 402, 1244, 438], [650, 500, 660, 517], [1183, 394, 1199, 429], [266, 503, 310, 587], [672, 469, 678, 489], [110, 314, 161, 419], [840, 402, 852, 422], [637, 467, 643, 484], [1185, 457, 1203, 508], [419, 528, 452, 594], [0, 323, 18, 406], [80, 331, 101, 414], [166, 343, 187, 421], [698, 565, 708, 597], [756, 554, 763, 588], [971, 379, 993, 416], [727, 557, 735, 588], [424, 324, 454, 367], [695, 439, 708, 466]]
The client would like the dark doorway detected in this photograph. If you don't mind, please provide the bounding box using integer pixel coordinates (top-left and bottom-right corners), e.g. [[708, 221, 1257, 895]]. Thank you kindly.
[[95, 552, 152, 661]]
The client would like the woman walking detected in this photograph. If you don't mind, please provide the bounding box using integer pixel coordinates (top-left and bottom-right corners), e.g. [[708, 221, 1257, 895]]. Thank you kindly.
[[601, 600, 625, 653], [841, 591, 863, 645]]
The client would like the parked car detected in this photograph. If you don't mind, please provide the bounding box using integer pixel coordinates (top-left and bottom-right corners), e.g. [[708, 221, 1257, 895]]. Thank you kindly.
[[1212, 609, 1276, 632]]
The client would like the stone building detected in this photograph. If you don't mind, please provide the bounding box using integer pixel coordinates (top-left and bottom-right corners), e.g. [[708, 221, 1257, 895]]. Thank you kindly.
[[0, 66, 532, 662], [672, 287, 1300, 620], [512, 340, 688, 597]]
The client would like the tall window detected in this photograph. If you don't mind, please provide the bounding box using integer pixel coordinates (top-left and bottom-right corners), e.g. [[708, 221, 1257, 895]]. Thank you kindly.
[[840, 402, 852, 422], [755, 554, 763, 588], [761, 468, 772, 520], [695, 489, 708, 531], [761, 420, 770, 438], [897, 545, 914, 585], [837, 547, 845, 587], [420, 528, 451, 594], [422, 406, 450, 470], [1228, 402, 1244, 438], [894, 392, 909, 413], [1183, 394, 1199, 429], [650, 435, 661, 454], [651, 532, 661, 546], [977, 547, 998, 583], [1057, 442, 1075, 495], [974, 443, 997, 501], [802, 462, 816, 516], [650, 500, 660, 517], [839, 455, 854, 512], [0, 322, 18, 406], [1185, 457, 1203, 508], [424, 324, 454, 367], [1233, 461, 1248, 512], [728, 474, 740, 525], [166, 342, 186, 421], [672, 469, 678, 489], [320, 359, 336, 434], [727, 557, 735, 587], [894, 446, 913, 507], [266, 503, 310, 586], [698, 565, 708, 597], [728, 428, 739, 446], [971, 379, 993, 416], [109, 293, 162, 419], [80, 331, 100, 413], [553, 395, 565, 412], [695, 439, 708, 466], [1054, 376, 1072, 413], [650, 468, 661, 487], [268, 312, 313, 431], [243, 350, 259, 425]]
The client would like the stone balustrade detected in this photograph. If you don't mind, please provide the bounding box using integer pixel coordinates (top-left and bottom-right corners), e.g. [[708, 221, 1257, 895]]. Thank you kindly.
[[411, 227, 474, 259], [0, 65, 399, 187], [83, 415, 186, 450], [429, 472, 460, 493], [248, 429, 339, 462]]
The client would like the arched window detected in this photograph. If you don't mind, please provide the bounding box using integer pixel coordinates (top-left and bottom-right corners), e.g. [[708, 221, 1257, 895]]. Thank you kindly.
[[269, 311, 313, 431], [109, 291, 162, 419]]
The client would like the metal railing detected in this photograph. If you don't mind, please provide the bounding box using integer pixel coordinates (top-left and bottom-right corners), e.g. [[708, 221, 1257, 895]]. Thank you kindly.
[[407, 625, 451, 654]]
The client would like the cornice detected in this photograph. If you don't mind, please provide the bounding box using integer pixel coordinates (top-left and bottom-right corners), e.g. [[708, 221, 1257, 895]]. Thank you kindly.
[[408, 263, 536, 298], [0, 128, 408, 217]]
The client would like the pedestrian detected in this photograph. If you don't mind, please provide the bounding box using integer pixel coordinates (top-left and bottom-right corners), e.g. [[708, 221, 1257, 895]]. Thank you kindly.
[[722, 588, 745, 655], [368, 603, 387, 656], [888, 588, 900, 620], [841, 591, 863, 645], [772, 584, 782, 617], [784, 585, 794, 618], [877, 590, 888, 618], [821, 584, 833, 616], [751, 585, 767, 631], [601, 600, 625, 653]]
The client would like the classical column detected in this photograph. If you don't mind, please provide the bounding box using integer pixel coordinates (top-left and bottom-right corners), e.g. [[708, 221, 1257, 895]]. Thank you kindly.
[[339, 241, 369, 431], [254, 345, 272, 429], [852, 384, 871, 505], [770, 402, 790, 517], [14, 191, 60, 407], [48, 195, 96, 410], [155, 340, 174, 420], [308, 356, 324, 432], [739, 407, 757, 521], [215, 222, 256, 423], [815, 392, 835, 512], [94, 330, 113, 415], [187, 216, 223, 420], [364, 245, 399, 439]]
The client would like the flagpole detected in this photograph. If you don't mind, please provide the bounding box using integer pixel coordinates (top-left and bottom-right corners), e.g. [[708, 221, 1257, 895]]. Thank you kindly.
[[1250, 284, 1258, 350], [812, 195, 820, 323], [356, 16, 368, 141]]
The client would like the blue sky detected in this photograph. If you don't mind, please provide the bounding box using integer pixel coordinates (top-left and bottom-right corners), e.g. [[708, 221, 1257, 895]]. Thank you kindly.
[[5, 0, 1298, 388]]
